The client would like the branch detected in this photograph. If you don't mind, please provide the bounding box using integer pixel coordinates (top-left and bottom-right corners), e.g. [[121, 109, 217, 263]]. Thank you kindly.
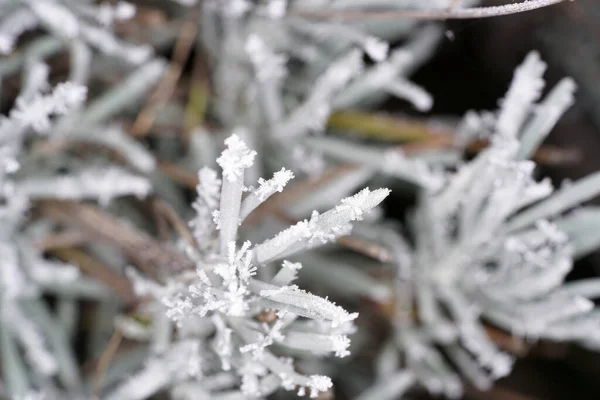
[[291, 0, 566, 20], [36, 200, 194, 278]]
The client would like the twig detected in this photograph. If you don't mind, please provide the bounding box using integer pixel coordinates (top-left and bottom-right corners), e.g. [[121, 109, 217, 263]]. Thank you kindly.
[[50, 247, 137, 305], [184, 39, 211, 141], [130, 15, 199, 137], [291, 0, 565, 20], [336, 236, 393, 264], [327, 110, 453, 142], [91, 331, 123, 397], [37, 200, 194, 278], [34, 229, 90, 251], [483, 324, 530, 357], [151, 197, 199, 250], [158, 161, 199, 189], [329, 111, 580, 166]]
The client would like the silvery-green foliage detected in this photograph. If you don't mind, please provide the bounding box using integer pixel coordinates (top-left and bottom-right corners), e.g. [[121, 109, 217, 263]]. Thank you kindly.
[[112, 134, 389, 399], [200, 0, 459, 178], [0, 4, 172, 398], [0, 75, 154, 399], [358, 51, 600, 400], [0, 0, 151, 64], [0, 1, 582, 399]]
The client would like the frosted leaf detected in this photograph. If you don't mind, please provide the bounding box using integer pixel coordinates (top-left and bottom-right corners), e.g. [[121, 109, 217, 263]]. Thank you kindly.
[[0, 242, 29, 299], [29, 0, 79, 38], [0, 8, 39, 55], [256, 282, 358, 327], [115, 2, 137, 20], [265, 0, 287, 18], [282, 260, 302, 271], [254, 188, 390, 263], [336, 188, 388, 221], [50, 82, 87, 114], [364, 37, 389, 62], [18, 166, 151, 205], [8, 81, 87, 133], [306, 375, 332, 398], [212, 315, 233, 371], [240, 168, 294, 221], [2, 303, 57, 376], [330, 334, 351, 358], [254, 168, 294, 201], [212, 210, 221, 230], [245, 35, 287, 82], [217, 133, 256, 182], [496, 51, 546, 138], [190, 167, 222, 251], [517, 77, 577, 160], [9, 95, 53, 133], [240, 320, 285, 359], [28, 260, 79, 285]]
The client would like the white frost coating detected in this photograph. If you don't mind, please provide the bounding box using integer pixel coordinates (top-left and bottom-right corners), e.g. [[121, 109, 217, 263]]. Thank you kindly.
[[217, 134, 257, 183], [240, 168, 294, 220], [254, 168, 295, 201], [97, 1, 137, 25], [18, 166, 151, 205], [9, 81, 87, 133], [190, 167, 222, 253], [255, 281, 358, 327], [217, 134, 256, 254], [517, 77, 576, 160], [496, 51, 546, 138], [296, 0, 566, 19], [29, 0, 79, 39], [245, 34, 287, 83], [254, 188, 390, 263], [386, 78, 433, 111], [3, 303, 58, 376], [0, 8, 38, 54], [364, 36, 389, 61]]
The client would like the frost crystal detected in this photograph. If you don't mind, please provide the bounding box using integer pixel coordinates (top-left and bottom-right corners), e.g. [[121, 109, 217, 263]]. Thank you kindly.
[[254, 168, 295, 201], [216, 134, 257, 182]]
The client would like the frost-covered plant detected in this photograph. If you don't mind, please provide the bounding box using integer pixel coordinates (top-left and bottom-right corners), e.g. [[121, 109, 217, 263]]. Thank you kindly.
[[0, 5, 169, 398], [110, 134, 389, 399], [0, 1, 580, 399], [198, 0, 457, 178], [0, 71, 158, 399], [356, 51, 600, 400], [0, 0, 151, 63]]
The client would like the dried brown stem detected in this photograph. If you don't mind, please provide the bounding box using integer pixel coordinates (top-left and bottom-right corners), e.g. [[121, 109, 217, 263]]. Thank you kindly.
[[151, 197, 199, 250], [158, 161, 199, 189], [398, 138, 580, 166], [131, 15, 199, 137], [483, 324, 530, 357], [92, 330, 123, 397], [50, 247, 136, 305], [336, 235, 393, 264], [37, 200, 194, 279], [34, 229, 90, 251]]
